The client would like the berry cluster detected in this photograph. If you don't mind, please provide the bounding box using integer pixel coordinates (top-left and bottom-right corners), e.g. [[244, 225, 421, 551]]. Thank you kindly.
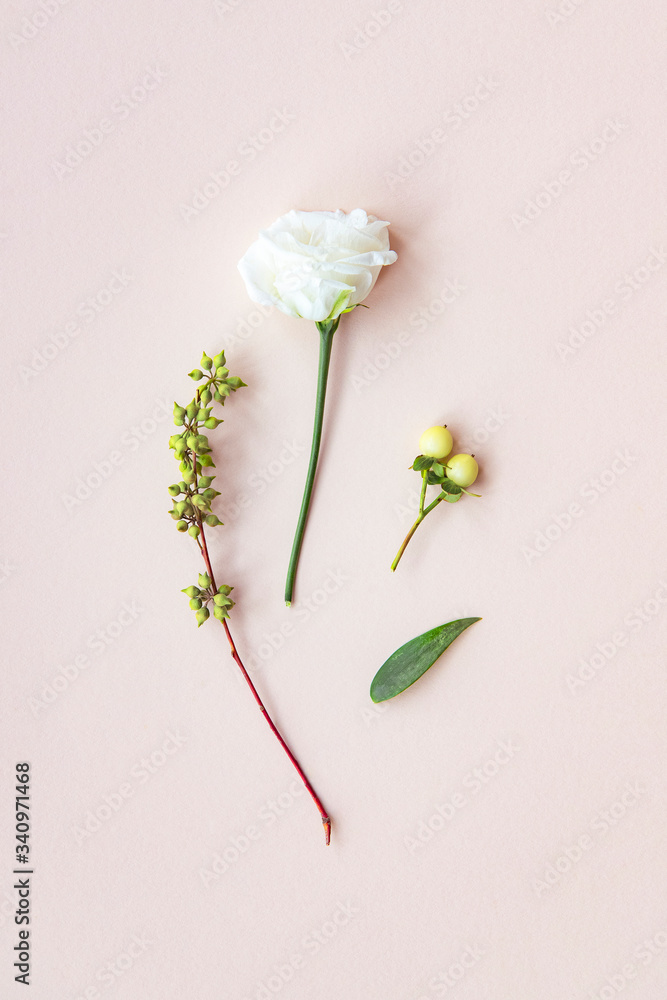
[[414, 425, 479, 499], [391, 424, 481, 571]]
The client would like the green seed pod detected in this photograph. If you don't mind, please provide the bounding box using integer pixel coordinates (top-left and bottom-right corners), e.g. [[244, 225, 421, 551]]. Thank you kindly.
[[188, 524, 200, 537], [192, 495, 208, 509], [199, 476, 213, 488], [173, 500, 186, 515], [195, 607, 210, 626], [174, 441, 188, 458], [216, 366, 229, 378], [179, 480, 188, 491], [188, 369, 203, 381], [218, 584, 233, 596], [204, 417, 221, 429], [213, 352, 225, 368], [199, 455, 215, 467], [198, 572, 211, 589], [176, 520, 188, 532], [226, 376, 246, 388], [183, 469, 195, 485], [181, 585, 200, 598], [213, 592, 231, 606], [169, 509, 180, 520], [205, 514, 221, 527], [202, 488, 217, 501], [200, 388, 212, 405], [194, 434, 209, 451], [201, 353, 213, 370], [168, 483, 181, 496], [212, 605, 228, 622], [173, 404, 186, 425], [186, 402, 198, 420], [189, 597, 203, 610], [186, 434, 199, 450], [218, 384, 231, 397]]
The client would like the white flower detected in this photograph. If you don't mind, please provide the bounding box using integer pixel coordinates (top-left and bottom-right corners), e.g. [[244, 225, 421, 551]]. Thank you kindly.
[[238, 208, 397, 323]]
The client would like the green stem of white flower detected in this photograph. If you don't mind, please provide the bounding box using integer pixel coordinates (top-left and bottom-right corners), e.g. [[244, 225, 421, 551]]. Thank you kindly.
[[284, 317, 340, 606]]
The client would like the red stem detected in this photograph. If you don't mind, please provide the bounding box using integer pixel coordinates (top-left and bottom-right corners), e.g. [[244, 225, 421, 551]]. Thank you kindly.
[[194, 472, 331, 845]]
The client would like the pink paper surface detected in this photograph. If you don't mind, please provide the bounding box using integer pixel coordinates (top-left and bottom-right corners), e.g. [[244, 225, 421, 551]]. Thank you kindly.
[[2, 1, 666, 997]]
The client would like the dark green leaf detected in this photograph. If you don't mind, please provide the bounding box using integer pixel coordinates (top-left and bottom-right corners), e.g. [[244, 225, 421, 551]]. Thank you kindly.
[[440, 478, 462, 495], [413, 455, 434, 471], [370, 617, 481, 703]]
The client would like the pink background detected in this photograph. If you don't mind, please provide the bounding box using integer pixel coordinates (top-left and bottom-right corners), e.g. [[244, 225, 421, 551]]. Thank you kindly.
[[2, 1, 667, 997]]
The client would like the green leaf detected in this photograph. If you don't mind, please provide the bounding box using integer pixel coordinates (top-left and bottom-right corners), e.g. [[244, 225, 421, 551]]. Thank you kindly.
[[370, 617, 481, 703], [431, 462, 445, 477], [413, 455, 434, 471], [440, 478, 462, 495]]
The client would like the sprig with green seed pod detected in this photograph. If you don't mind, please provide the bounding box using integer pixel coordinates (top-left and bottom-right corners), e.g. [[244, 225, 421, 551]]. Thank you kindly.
[[168, 349, 245, 625], [168, 350, 331, 844], [391, 424, 481, 572]]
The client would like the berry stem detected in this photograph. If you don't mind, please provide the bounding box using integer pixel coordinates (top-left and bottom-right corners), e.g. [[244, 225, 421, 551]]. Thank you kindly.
[[193, 463, 331, 845], [284, 318, 339, 607], [418, 468, 428, 516], [391, 485, 447, 572]]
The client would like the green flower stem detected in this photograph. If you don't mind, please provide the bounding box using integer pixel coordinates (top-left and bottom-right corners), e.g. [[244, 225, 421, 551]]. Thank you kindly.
[[194, 455, 331, 845], [391, 486, 446, 572], [284, 318, 339, 606]]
